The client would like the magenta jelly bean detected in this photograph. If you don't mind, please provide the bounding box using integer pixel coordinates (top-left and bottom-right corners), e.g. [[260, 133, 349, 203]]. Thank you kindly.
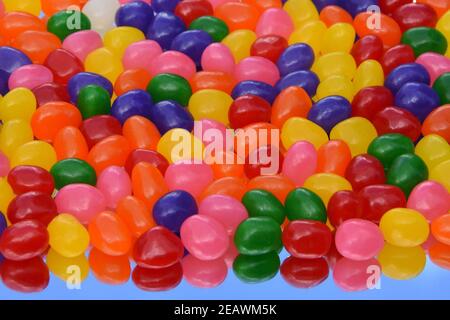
[[165, 161, 213, 197], [96, 166, 132, 209]]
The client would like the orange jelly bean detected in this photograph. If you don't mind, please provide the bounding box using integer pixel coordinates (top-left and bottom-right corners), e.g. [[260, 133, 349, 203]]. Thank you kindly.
[[200, 176, 248, 201], [190, 71, 236, 94], [353, 12, 402, 49], [429, 242, 450, 270], [116, 195, 155, 238], [87, 135, 131, 175], [234, 122, 280, 158], [12, 30, 61, 64], [114, 69, 152, 96], [215, 2, 260, 32], [247, 175, 295, 203], [242, 0, 282, 11], [131, 162, 168, 210], [0, 12, 45, 44], [422, 105, 450, 143], [122, 116, 161, 151], [53, 126, 89, 161], [42, 0, 88, 17], [89, 248, 131, 285], [431, 214, 450, 246], [417, 0, 449, 18], [316, 140, 352, 176], [210, 151, 245, 179], [271, 87, 312, 128], [319, 5, 353, 27]]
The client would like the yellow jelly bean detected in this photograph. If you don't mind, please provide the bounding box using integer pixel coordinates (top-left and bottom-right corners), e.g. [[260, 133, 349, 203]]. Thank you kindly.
[[85, 47, 123, 84], [103, 26, 145, 57], [0, 178, 14, 214], [378, 244, 426, 280], [315, 75, 355, 101], [436, 11, 450, 43], [3, 0, 41, 16], [284, 0, 319, 28], [46, 248, 90, 283], [353, 59, 384, 92], [379, 208, 429, 247], [330, 117, 378, 156], [415, 134, 450, 171], [157, 128, 204, 164], [304, 173, 352, 205], [289, 20, 327, 56], [47, 214, 90, 258], [0, 88, 37, 122], [188, 89, 233, 126], [312, 52, 357, 82], [0, 119, 34, 158], [321, 23, 355, 54], [430, 159, 450, 192], [11, 140, 57, 171], [222, 30, 256, 63], [281, 117, 329, 150]]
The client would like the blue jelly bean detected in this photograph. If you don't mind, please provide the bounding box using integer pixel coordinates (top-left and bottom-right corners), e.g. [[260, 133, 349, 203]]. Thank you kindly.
[[153, 190, 198, 233], [385, 63, 430, 94], [231, 81, 279, 104], [115, 1, 154, 33], [152, 0, 180, 12], [171, 30, 213, 68], [342, 0, 379, 17], [150, 100, 194, 134], [395, 82, 440, 122], [111, 90, 153, 124], [275, 70, 320, 97], [0, 46, 32, 74], [277, 43, 315, 77], [308, 96, 352, 133], [68, 72, 113, 104], [0, 70, 9, 95], [147, 12, 186, 50]]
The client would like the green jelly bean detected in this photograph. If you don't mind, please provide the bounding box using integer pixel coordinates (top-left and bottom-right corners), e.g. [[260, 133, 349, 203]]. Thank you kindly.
[[234, 217, 282, 255], [401, 27, 448, 57], [189, 16, 229, 42], [387, 154, 428, 196], [77, 85, 111, 119], [50, 158, 97, 190], [285, 188, 327, 222], [433, 72, 450, 105], [147, 73, 192, 106], [368, 133, 415, 171], [233, 251, 280, 283], [47, 10, 91, 41], [242, 189, 286, 225]]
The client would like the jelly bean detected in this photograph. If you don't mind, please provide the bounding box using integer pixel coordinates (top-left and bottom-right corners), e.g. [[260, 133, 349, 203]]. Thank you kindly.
[[379, 0, 411, 15], [115, 69, 152, 96], [0, 12, 45, 47], [0, 220, 48, 261], [85, 47, 123, 84], [244, 144, 283, 178], [12, 30, 61, 64], [431, 214, 450, 246], [251, 35, 287, 64], [182, 255, 227, 288], [381, 44, 416, 75], [352, 86, 394, 120], [132, 263, 183, 291], [417, 53, 450, 86], [380, 208, 429, 247], [7, 165, 54, 195], [308, 96, 352, 133], [0, 86, 36, 121], [157, 128, 204, 163], [289, 20, 327, 55], [424, 107, 450, 144], [402, 27, 448, 57], [353, 59, 385, 92], [345, 154, 386, 192], [165, 162, 213, 197], [77, 85, 111, 120], [283, 220, 331, 258], [275, 70, 319, 97], [11, 141, 57, 171], [333, 257, 380, 291], [285, 187, 327, 222], [385, 63, 430, 94], [235, 56, 280, 86], [0, 257, 49, 293], [147, 73, 192, 106], [90, 247, 130, 284], [215, 2, 259, 32], [319, 5, 352, 27], [429, 242, 450, 270], [276, 43, 314, 77], [190, 16, 229, 42], [200, 176, 248, 201], [0, 178, 14, 213], [247, 175, 295, 203], [433, 73, 450, 105], [47, 10, 91, 41], [387, 153, 428, 196], [147, 12, 186, 51], [281, 117, 328, 150], [256, 8, 293, 40], [284, 0, 319, 28], [327, 190, 362, 227], [436, 10, 450, 43], [43, 49, 84, 86], [303, 173, 352, 206], [194, 119, 228, 150], [222, 30, 257, 63], [353, 12, 402, 49], [7, 191, 57, 226], [0, 151, 9, 178], [235, 216, 281, 255], [209, 151, 244, 180], [131, 162, 168, 210], [174, 0, 213, 26], [0, 46, 31, 75], [80, 115, 122, 148], [117, 196, 155, 238], [281, 256, 329, 288], [97, 166, 132, 209], [316, 140, 352, 176], [82, 0, 120, 35], [351, 35, 384, 65], [315, 75, 354, 101], [415, 134, 450, 170], [232, 80, 279, 104], [171, 30, 212, 68], [359, 184, 406, 223], [190, 71, 235, 94], [122, 41, 162, 75], [150, 50, 197, 80], [233, 251, 280, 283], [392, 3, 438, 32], [281, 141, 316, 187], [201, 43, 235, 75], [368, 133, 414, 170], [322, 23, 355, 54], [378, 243, 426, 280], [228, 95, 270, 129], [408, 181, 450, 222], [116, 1, 154, 33], [242, 189, 286, 225], [125, 149, 169, 177], [32, 82, 70, 106], [3, 0, 41, 16], [42, 0, 88, 16], [372, 107, 422, 141], [188, 89, 233, 125], [8, 64, 53, 90], [62, 30, 103, 63], [312, 52, 356, 82], [87, 135, 131, 174], [47, 249, 88, 284], [152, 0, 180, 12], [68, 72, 113, 104], [418, 0, 449, 18], [123, 116, 160, 151], [271, 87, 311, 128]]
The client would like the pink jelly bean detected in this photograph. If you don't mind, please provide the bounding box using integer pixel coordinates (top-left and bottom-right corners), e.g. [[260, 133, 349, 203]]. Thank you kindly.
[[55, 184, 107, 225], [0, 151, 10, 177], [201, 43, 235, 75], [282, 141, 317, 187], [62, 30, 103, 62], [407, 180, 450, 222], [122, 40, 163, 73], [165, 161, 213, 197], [333, 257, 381, 292], [150, 51, 196, 80], [8, 65, 53, 90], [193, 118, 228, 149], [234, 56, 280, 86], [335, 219, 384, 261], [182, 255, 228, 288], [222, 239, 238, 268], [180, 215, 229, 261], [256, 8, 294, 40], [96, 166, 132, 209], [199, 195, 248, 235], [416, 53, 450, 84]]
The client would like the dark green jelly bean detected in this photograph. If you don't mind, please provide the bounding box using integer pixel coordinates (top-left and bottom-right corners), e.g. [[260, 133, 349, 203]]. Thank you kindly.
[[368, 133, 415, 171], [189, 16, 229, 42], [77, 85, 111, 119], [387, 154, 428, 196], [233, 251, 280, 284], [433, 72, 450, 105], [47, 10, 91, 41], [285, 187, 327, 222], [50, 158, 97, 190], [401, 27, 448, 57], [146, 73, 192, 106], [242, 189, 286, 225], [234, 217, 282, 255]]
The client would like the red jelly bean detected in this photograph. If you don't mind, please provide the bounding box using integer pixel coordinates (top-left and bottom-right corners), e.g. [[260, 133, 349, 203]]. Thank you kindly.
[[282, 220, 332, 259], [380, 44, 416, 75], [351, 35, 384, 65], [250, 35, 288, 63], [0, 220, 49, 261], [133, 226, 184, 269], [352, 86, 394, 120], [7, 165, 55, 195], [280, 256, 329, 288], [327, 191, 362, 228], [229, 95, 271, 129], [7, 191, 57, 226], [132, 262, 183, 291], [32, 82, 70, 106], [80, 115, 122, 148], [44, 48, 84, 85], [0, 257, 50, 293], [345, 154, 386, 191], [379, 0, 412, 16], [125, 149, 170, 176], [244, 144, 283, 179], [174, 0, 213, 26], [372, 106, 422, 141], [392, 3, 438, 32]]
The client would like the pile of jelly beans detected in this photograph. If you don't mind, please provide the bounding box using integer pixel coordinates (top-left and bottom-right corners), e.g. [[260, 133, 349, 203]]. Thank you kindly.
[[0, 0, 449, 293]]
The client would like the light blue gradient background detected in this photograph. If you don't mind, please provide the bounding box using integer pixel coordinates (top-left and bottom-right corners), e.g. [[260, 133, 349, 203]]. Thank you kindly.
[[1, 251, 449, 300]]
